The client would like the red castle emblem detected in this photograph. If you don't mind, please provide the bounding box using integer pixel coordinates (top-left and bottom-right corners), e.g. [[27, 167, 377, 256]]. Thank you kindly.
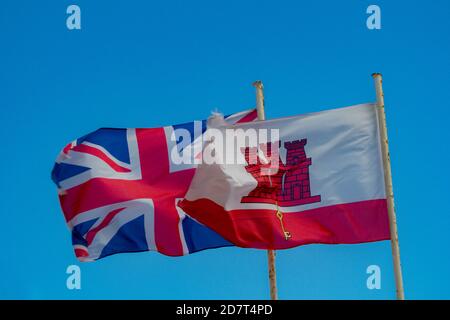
[[241, 139, 321, 206]]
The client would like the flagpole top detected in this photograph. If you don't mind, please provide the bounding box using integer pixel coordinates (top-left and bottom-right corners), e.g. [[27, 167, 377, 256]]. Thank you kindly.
[[372, 73, 382, 78], [252, 80, 264, 89]]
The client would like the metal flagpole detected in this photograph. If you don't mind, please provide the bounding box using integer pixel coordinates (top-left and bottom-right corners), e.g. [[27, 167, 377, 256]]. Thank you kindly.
[[372, 73, 405, 300], [252, 80, 278, 300]]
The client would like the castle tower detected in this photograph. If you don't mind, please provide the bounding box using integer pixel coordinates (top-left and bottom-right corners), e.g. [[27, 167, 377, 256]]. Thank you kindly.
[[277, 139, 321, 206], [241, 142, 288, 204]]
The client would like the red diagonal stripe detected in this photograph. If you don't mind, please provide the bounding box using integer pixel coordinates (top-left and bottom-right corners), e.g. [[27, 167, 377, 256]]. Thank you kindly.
[[236, 109, 258, 123], [85, 207, 125, 245], [73, 144, 131, 173]]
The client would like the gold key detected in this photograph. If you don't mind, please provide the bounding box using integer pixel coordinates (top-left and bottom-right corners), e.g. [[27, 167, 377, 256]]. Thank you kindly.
[[275, 203, 291, 241]]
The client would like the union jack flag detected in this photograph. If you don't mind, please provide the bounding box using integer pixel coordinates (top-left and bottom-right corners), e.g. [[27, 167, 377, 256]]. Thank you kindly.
[[52, 109, 257, 261]]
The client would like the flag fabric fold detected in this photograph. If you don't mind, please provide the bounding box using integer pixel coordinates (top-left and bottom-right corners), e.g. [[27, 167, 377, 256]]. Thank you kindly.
[[178, 103, 391, 250]]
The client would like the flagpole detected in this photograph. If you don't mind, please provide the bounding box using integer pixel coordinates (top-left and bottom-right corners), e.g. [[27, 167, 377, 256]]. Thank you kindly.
[[252, 80, 278, 300], [372, 73, 405, 300]]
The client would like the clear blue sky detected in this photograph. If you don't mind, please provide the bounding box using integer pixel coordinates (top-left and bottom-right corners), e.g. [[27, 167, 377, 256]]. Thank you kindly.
[[1, 0, 449, 299]]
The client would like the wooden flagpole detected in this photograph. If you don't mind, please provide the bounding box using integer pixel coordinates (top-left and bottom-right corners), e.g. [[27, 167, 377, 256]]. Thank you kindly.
[[372, 73, 405, 300], [252, 80, 278, 300]]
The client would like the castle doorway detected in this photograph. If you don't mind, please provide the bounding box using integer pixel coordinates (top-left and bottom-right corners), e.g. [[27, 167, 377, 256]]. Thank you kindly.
[[293, 183, 302, 200]]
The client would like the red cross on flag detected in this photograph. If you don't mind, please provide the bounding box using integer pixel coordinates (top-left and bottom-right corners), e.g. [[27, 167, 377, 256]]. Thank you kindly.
[[51, 109, 257, 261]]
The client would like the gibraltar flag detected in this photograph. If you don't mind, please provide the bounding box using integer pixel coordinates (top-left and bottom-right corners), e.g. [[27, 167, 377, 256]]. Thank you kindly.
[[178, 103, 391, 249]]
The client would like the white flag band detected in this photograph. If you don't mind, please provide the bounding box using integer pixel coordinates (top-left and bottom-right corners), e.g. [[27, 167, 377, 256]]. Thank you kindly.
[[185, 103, 386, 212]]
